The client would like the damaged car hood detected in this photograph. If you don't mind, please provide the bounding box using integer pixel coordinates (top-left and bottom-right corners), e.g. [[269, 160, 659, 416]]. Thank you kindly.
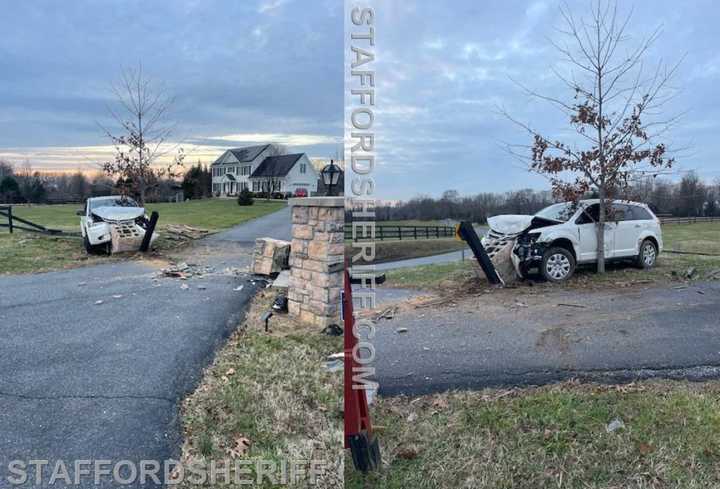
[[487, 215, 561, 235], [92, 206, 145, 222]]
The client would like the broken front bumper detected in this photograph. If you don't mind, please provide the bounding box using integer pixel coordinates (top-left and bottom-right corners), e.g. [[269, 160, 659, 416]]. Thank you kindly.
[[512, 237, 547, 277], [87, 220, 158, 252]]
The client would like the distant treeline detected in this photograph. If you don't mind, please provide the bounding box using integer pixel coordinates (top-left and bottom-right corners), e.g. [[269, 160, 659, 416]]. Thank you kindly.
[[0, 160, 212, 204], [377, 172, 720, 222]]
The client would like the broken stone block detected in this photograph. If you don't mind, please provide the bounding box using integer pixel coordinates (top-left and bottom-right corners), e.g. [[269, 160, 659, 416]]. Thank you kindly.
[[252, 238, 290, 276], [472, 238, 519, 285], [110, 223, 145, 254]]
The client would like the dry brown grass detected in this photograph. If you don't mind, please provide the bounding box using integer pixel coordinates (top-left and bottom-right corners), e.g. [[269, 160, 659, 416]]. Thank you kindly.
[[178, 289, 343, 488], [347, 380, 720, 489]]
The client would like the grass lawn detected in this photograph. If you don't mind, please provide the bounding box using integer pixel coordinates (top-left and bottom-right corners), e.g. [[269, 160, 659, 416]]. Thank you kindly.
[[9, 199, 286, 231], [384, 222, 720, 289], [346, 380, 720, 489], [346, 238, 467, 265], [0, 199, 286, 275], [178, 289, 342, 488]]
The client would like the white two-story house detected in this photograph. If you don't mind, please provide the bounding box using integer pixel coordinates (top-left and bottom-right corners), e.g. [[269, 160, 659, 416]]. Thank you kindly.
[[210, 144, 318, 197]]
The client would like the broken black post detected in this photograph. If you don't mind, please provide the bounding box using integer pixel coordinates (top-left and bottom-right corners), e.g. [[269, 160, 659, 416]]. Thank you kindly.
[[456, 221, 503, 286], [139, 211, 159, 252], [7, 206, 12, 234]]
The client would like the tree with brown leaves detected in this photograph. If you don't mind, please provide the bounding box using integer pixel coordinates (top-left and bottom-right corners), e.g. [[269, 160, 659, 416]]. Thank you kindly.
[[504, 1, 682, 273], [100, 65, 184, 204]]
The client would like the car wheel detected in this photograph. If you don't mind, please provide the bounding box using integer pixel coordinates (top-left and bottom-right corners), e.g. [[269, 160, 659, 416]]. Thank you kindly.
[[541, 247, 576, 282], [636, 239, 657, 269], [83, 235, 95, 254]]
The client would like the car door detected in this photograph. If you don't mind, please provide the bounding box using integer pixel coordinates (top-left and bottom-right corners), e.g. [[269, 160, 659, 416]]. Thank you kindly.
[[575, 204, 615, 262], [612, 204, 639, 257]]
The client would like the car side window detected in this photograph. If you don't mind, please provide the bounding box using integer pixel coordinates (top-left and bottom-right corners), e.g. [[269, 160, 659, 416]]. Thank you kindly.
[[610, 204, 630, 222], [576, 204, 599, 224], [630, 205, 652, 221]]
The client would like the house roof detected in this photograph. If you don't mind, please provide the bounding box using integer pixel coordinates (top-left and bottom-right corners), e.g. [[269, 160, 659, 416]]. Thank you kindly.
[[250, 154, 305, 178], [212, 144, 270, 165]]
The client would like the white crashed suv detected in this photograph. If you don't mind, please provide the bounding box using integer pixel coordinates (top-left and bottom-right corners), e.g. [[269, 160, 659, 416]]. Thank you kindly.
[[485, 200, 663, 282], [78, 195, 157, 254]]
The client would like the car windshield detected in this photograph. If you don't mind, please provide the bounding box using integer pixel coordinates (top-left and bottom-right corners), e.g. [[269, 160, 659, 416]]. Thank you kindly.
[[89, 197, 139, 210], [535, 202, 576, 222]]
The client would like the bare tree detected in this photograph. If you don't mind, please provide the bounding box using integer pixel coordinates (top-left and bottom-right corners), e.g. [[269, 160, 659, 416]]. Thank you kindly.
[[503, 0, 682, 273], [100, 65, 184, 204]]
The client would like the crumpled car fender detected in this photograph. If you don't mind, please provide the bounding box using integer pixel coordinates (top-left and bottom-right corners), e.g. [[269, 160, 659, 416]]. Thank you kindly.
[[534, 230, 581, 255], [86, 222, 112, 245]]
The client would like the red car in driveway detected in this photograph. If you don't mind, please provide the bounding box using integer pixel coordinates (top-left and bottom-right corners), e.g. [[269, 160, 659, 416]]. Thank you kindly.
[[294, 188, 308, 197]]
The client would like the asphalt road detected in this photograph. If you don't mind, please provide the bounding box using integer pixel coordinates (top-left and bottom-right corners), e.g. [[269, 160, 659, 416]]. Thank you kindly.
[[0, 208, 290, 488], [372, 281, 720, 396]]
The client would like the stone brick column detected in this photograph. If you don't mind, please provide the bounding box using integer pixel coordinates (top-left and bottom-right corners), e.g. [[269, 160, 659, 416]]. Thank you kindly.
[[288, 197, 345, 327]]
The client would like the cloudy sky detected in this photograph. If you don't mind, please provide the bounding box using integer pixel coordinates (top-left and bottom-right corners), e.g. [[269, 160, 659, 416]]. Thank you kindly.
[[0, 0, 342, 173], [358, 0, 720, 199]]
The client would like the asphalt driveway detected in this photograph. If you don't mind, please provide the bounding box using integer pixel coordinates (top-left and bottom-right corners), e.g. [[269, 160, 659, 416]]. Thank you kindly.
[[0, 208, 290, 488], [372, 281, 720, 396]]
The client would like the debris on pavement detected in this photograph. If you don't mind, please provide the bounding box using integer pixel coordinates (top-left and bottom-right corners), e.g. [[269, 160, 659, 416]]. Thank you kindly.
[[396, 327, 409, 334], [159, 262, 217, 280], [376, 305, 398, 321], [94, 300, 104, 305]]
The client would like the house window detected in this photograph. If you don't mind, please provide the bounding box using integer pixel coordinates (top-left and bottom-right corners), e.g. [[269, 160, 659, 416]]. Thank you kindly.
[[252, 181, 261, 192], [227, 166, 235, 174], [241, 166, 251, 176], [300, 163, 306, 174]]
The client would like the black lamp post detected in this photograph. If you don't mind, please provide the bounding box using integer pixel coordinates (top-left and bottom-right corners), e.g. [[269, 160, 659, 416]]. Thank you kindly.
[[320, 159, 341, 196]]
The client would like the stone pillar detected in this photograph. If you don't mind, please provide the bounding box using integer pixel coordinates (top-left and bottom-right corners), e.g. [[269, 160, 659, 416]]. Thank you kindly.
[[288, 197, 345, 327]]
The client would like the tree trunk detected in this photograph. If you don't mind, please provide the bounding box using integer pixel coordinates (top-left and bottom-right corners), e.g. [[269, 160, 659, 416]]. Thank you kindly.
[[597, 187, 606, 274]]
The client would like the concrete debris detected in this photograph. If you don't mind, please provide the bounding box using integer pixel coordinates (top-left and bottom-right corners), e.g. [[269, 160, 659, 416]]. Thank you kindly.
[[233, 285, 245, 291], [110, 221, 145, 254], [94, 300, 104, 305], [164, 224, 210, 241], [396, 327, 409, 334], [160, 262, 216, 280], [271, 269, 290, 289], [606, 418, 625, 433], [112, 294, 123, 299], [180, 284, 189, 290], [324, 357, 344, 373], [251, 238, 290, 276]]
